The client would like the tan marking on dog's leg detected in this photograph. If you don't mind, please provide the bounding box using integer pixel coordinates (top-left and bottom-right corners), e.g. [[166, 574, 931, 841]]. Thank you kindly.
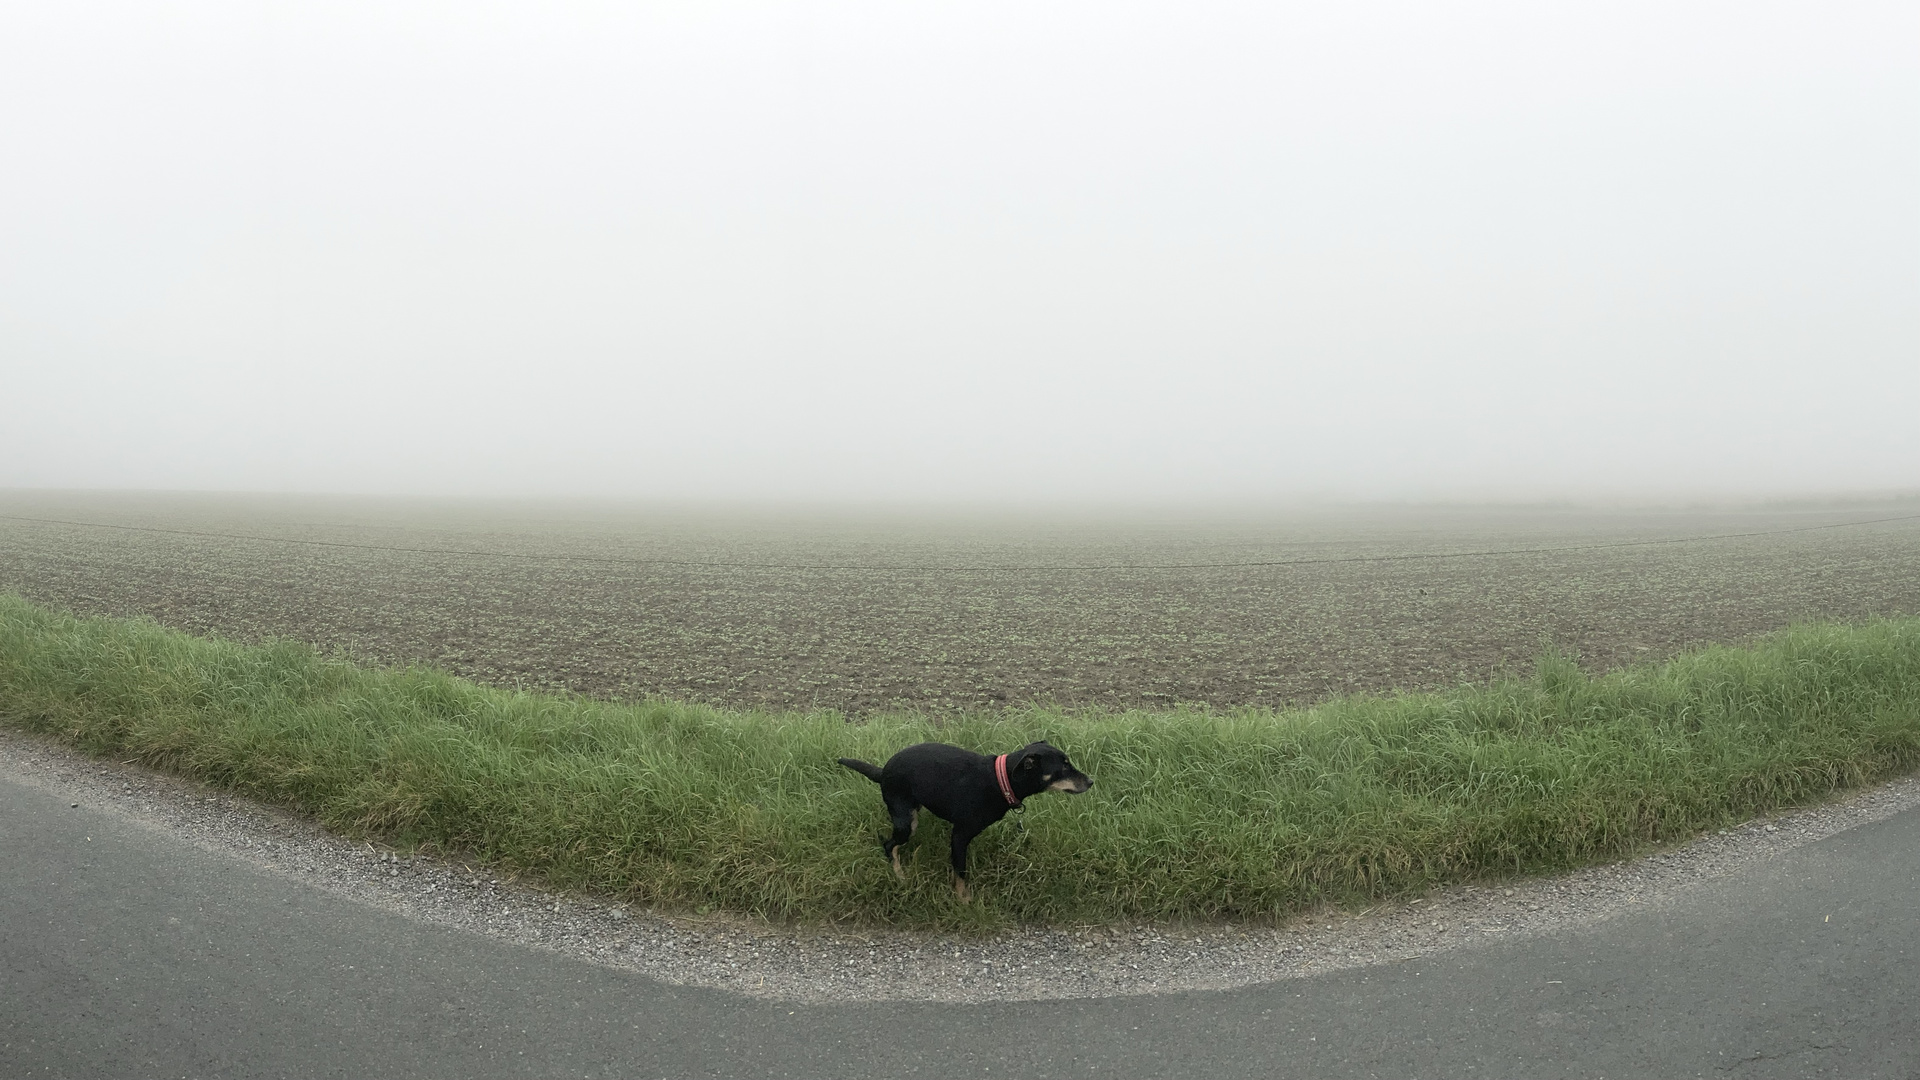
[[953, 876, 971, 903], [910, 808, 919, 836], [891, 847, 906, 881]]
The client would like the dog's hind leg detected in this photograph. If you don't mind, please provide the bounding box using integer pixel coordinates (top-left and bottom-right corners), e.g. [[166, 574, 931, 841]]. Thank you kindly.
[[883, 797, 919, 881]]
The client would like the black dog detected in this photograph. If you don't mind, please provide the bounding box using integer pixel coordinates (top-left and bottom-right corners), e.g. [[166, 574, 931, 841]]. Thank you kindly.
[[838, 741, 1091, 900]]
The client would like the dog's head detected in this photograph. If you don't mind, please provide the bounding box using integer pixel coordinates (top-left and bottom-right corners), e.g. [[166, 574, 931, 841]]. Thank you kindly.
[[1011, 741, 1091, 795]]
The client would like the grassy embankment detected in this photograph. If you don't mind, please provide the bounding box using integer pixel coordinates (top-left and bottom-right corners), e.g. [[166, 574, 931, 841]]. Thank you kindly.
[[4, 591, 1919, 929]]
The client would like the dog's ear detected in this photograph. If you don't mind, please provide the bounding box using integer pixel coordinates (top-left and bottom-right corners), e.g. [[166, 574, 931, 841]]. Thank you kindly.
[[1018, 752, 1040, 771]]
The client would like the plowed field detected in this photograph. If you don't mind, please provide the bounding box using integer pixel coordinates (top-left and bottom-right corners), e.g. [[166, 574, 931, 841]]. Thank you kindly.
[[4, 491, 1917, 715]]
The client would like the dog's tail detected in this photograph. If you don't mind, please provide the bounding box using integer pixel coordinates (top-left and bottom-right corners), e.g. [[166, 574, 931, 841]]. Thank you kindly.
[[837, 757, 884, 782]]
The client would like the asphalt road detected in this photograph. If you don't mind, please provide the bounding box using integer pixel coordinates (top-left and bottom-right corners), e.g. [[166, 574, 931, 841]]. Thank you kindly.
[[5, 771, 1918, 1080]]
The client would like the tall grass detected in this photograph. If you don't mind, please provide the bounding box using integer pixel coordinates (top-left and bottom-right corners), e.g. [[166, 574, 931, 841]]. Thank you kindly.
[[4, 591, 1919, 929]]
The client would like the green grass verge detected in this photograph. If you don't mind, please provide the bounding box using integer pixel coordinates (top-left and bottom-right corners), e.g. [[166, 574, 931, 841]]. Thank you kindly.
[[4, 592, 1920, 930]]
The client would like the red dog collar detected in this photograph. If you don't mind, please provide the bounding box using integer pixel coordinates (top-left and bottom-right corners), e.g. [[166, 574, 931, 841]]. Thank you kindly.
[[993, 754, 1022, 808]]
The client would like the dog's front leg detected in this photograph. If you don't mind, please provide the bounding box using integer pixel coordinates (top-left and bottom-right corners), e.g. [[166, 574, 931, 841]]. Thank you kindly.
[[949, 824, 984, 902]]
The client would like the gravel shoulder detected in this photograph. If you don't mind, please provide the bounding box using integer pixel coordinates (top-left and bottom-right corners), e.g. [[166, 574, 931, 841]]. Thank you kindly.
[[7, 725, 1917, 1006]]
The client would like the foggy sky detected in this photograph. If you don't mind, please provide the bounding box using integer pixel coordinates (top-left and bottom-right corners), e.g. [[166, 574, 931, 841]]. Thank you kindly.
[[3, 1, 1915, 503]]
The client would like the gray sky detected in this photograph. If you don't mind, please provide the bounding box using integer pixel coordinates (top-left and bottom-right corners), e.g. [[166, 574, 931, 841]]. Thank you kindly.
[[3, 1, 1914, 503]]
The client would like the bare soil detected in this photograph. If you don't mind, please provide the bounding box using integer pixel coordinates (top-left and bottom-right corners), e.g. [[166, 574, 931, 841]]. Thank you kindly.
[[4, 490, 1919, 716]]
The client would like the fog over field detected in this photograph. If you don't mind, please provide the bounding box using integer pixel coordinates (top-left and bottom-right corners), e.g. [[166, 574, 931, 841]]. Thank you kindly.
[[2, 1, 1915, 504]]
